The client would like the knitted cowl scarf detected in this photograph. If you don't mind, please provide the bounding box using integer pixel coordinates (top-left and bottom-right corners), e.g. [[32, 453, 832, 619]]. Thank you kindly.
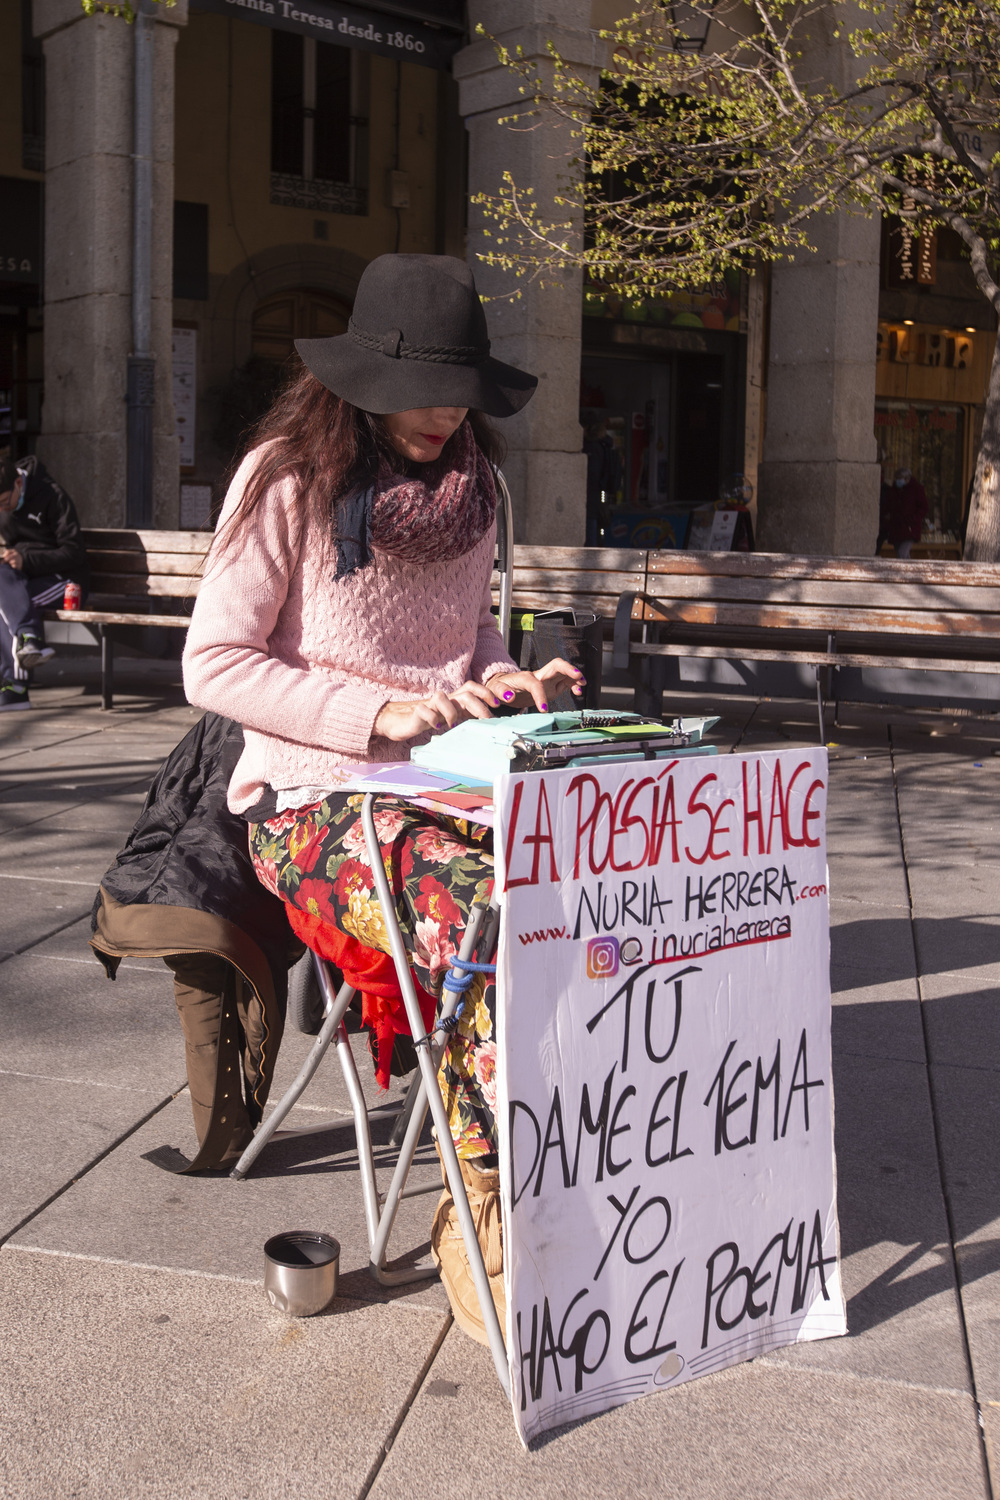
[[333, 420, 496, 579]]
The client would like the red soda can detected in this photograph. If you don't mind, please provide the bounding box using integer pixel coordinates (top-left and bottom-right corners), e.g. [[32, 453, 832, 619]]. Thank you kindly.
[[63, 581, 82, 611]]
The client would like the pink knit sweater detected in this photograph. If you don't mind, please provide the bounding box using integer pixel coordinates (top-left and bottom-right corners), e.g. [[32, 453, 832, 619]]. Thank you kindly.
[[183, 449, 516, 812]]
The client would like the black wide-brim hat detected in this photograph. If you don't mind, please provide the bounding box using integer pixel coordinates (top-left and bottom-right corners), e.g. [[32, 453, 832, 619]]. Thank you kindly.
[[295, 254, 538, 419]]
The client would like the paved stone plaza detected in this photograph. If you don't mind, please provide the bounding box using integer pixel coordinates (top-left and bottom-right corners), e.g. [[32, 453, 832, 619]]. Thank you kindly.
[[0, 654, 997, 1499]]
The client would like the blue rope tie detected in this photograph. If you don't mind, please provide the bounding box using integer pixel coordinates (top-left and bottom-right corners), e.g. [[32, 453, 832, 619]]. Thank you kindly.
[[413, 959, 497, 1049], [441, 957, 497, 995]]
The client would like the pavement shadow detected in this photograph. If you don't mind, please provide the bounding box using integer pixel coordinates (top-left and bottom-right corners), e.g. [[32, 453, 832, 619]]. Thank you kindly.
[[832, 994, 998, 1338], [832, 914, 1000, 982]]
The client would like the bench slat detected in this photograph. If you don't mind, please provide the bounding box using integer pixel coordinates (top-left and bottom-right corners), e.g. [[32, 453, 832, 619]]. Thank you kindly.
[[43, 608, 193, 626], [81, 528, 212, 555], [88, 573, 203, 598], [638, 573, 1000, 614], [648, 549, 1000, 586], [629, 641, 1000, 674], [503, 591, 624, 619], [512, 545, 646, 572], [640, 597, 1000, 639], [85, 550, 208, 579], [511, 569, 643, 595]]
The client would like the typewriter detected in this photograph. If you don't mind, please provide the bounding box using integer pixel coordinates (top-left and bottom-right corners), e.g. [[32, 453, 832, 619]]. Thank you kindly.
[[410, 710, 718, 779]]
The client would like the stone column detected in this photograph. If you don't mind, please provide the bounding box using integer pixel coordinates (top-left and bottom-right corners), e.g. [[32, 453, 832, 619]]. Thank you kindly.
[[454, 4, 593, 544], [756, 211, 882, 555], [33, 0, 186, 530], [756, 2, 881, 556]]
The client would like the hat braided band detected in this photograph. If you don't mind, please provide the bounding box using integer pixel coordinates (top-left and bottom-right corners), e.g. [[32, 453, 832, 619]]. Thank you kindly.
[[349, 319, 491, 365]]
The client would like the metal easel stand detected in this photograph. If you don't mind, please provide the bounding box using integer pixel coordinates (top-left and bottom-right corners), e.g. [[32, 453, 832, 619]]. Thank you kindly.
[[360, 793, 510, 1396]]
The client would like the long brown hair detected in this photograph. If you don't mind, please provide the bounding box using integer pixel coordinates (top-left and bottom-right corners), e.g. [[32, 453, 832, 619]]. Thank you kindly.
[[217, 364, 506, 546]]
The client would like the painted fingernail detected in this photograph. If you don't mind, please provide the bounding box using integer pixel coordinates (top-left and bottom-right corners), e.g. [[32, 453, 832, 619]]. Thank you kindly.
[[504, 691, 514, 701], [540, 702, 548, 711]]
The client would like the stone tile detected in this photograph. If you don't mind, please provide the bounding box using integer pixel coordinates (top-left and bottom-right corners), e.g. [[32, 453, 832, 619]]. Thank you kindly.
[[906, 863, 1000, 918], [830, 900, 915, 975], [929, 1063, 1000, 1267], [0, 875, 98, 956], [0, 1247, 447, 1500], [11, 1091, 449, 1313], [830, 981, 926, 1066], [29, 912, 164, 972], [784, 1051, 970, 1393], [984, 1404, 1000, 1499], [0, 821, 130, 882], [371, 1331, 987, 1499], [0, 786, 149, 835], [267, 1014, 416, 1120], [920, 970, 1000, 1073], [913, 913, 1000, 980], [828, 867, 911, 911], [0, 1073, 167, 1239], [1, 951, 184, 1094]]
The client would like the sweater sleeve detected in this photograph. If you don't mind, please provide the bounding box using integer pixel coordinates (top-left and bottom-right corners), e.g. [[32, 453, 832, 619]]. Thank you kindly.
[[182, 458, 387, 757], [469, 567, 518, 685]]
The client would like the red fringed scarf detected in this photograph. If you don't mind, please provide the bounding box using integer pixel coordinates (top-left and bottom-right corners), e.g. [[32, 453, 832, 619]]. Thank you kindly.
[[285, 905, 437, 1090]]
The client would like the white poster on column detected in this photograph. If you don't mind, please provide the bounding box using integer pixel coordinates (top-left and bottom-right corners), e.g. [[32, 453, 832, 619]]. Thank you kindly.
[[495, 748, 845, 1446]]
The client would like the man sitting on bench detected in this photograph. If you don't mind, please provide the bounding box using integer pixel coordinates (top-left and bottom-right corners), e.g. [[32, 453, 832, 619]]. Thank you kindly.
[[0, 455, 89, 711]]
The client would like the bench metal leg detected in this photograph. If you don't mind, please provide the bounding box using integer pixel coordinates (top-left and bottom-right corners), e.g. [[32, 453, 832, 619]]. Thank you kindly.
[[100, 625, 114, 710], [815, 668, 826, 745]]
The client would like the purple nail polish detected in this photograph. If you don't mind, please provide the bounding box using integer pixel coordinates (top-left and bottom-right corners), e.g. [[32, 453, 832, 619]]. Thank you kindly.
[[504, 691, 514, 701], [541, 702, 548, 711]]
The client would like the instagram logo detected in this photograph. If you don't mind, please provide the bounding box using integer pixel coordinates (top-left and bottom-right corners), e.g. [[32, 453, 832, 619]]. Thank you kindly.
[[587, 936, 620, 979]]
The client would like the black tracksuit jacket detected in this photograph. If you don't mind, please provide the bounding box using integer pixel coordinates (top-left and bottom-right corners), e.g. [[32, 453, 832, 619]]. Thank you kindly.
[[0, 455, 89, 585]]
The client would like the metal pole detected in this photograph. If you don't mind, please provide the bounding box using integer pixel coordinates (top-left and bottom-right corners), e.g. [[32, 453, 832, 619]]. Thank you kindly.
[[126, 0, 155, 527]]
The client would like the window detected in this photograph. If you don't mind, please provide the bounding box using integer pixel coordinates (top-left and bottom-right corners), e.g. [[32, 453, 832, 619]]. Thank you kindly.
[[173, 202, 209, 301], [270, 36, 367, 215]]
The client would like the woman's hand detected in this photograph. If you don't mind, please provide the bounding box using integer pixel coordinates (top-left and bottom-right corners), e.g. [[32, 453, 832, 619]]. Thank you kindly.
[[374, 692, 470, 742], [484, 657, 586, 713]]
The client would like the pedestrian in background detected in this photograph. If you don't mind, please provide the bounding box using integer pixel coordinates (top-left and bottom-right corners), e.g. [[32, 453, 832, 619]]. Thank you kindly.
[[0, 455, 89, 710], [878, 465, 928, 559]]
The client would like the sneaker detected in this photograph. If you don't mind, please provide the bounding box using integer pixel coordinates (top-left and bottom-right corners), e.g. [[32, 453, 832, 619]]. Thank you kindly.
[[0, 682, 30, 711], [14, 633, 55, 670]]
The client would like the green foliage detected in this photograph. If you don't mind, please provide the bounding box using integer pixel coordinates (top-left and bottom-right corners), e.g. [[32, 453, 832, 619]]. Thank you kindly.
[[474, 0, 1000, 308], [80, 0, 175, 20]]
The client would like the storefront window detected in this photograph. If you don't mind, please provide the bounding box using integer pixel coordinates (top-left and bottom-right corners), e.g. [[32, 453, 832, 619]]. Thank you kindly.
[[874, 401, 965, 540]]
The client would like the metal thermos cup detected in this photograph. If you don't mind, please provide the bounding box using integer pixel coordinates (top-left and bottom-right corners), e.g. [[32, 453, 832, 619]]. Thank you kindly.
[[263, 1231, 340, 1316], [63, 581, 82, 610]]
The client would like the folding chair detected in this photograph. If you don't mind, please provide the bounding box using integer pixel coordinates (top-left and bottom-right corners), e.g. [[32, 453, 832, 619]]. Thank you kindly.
[[230, 793, 508, 1389], [230, 474, 517, 1391]]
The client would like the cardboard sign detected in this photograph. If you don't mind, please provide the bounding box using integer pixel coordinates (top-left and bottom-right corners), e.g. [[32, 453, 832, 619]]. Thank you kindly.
[[495, 749, 845, 1445]]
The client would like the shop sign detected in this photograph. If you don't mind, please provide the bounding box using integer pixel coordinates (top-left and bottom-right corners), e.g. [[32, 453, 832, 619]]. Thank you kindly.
[[0, 178, 42, 286], [875, 405, 959, 434], [190, 0, 462, 68], [496, 749, 845, 1445]]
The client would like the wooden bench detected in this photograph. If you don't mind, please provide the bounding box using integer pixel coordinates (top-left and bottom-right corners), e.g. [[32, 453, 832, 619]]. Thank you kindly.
[[43, 528, 210, 708], [39, 530, 643, 710], [613, 550, 1000, 739]]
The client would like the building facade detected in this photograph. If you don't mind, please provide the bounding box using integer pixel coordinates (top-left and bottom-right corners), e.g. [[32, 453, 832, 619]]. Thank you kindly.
[[0, 0, 994, 555]]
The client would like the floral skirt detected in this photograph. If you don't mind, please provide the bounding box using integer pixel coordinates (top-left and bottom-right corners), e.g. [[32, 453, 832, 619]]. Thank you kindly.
[[249, 794, 499, 1160]]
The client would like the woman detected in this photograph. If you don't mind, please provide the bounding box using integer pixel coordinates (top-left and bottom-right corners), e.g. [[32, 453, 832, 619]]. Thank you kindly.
[[183, 254, 583, 1172]]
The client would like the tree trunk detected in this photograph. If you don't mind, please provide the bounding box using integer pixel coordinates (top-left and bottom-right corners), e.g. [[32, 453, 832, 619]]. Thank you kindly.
[[963, 330, 1000, 561]]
